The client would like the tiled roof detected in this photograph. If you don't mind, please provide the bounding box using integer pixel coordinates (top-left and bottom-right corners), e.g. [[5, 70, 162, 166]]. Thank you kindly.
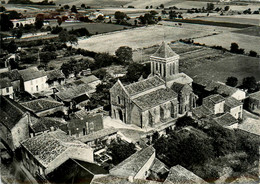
[[0, 69, 21, 81], [224, 97, 242, 108], [205, 81, 238, 96], [168, 73, 193, 85], [133, 88, 178, 110], [0, 78, 12, 88], [0, 96, 28, 130], [164, 165, 207, 184], [110, 146, 155, 178], [21, 98, 63, 113], [56, 84, 94, 101], [213, 113, 238, 127], [150, 158, 168, 174], [73, 94, 89, 104], [249, 91, 260, 100], [124, 75, 165, 96], [46, 70, 65, 81], [192, 105, 212, 119], [192, 76, 212, 87], [151, 42, 179, 59], [22, 130, 90, 167], [18, 67, 46, 81], [78, 127, 117, 143], [80, 75, 100, 84], [47, 158, 108, 184], [30, 117, 67, 133], [205, 94, 225, 104]]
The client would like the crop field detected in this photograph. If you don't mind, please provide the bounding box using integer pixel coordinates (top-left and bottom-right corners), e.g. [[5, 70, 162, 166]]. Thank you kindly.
[[194, 16, 260, 26], [183, 54, 260, 84], [232, 26, 260, 37], [194, 32, 260, 53], [49, 22, 131, 34]]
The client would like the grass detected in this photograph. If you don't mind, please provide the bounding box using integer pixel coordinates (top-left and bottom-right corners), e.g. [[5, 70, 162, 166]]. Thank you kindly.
[[232, 26, 260, 37]]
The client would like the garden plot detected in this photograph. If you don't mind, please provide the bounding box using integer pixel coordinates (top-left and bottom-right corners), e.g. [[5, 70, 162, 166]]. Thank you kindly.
[[194, 32, 260, 53], [75, 25, 215, 54]]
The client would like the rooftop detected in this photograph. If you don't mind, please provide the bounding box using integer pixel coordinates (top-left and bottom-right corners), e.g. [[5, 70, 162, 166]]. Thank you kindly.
[[206, 94, 225, 104], [0, 69, 21, 81], [18, 67, 46, 81], [30, 117, 67, 133], [213, 113, 238, 127], [192, 105, 212, 119], [192, 76, 212, 87], [0, 96, 28, 130], [124, 75, 165, 96], [78, 127, 118, 143], [22, 130, 90, 167], [171, 83, 192, 94], [110, 146, 155, 178], [151, 42, 179, 59], [150, 158, 168, 174], [46, 70, 65, 81], [249, 91, 260, 100], [224, 97, 242, 108], [167, 72, 193, 84], [72, 94, 89, 104], [133, 88, 178, 110], [164, 165, 207, 184], [21, 98, 63, 113], [0, 78, 12, 88], [205, 81, 239, 97], [80, 75, 100, 84]]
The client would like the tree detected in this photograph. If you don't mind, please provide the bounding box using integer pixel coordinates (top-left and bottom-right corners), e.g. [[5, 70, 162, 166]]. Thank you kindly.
[[242, 76, 258, 92], [114, 11, 127, 24], [146, 6, 149, 9], [108, 138, 136, 165], [230, 42, 244, 54], [0, 6, 6, 12], [96, 15, 104, 21], [57, 17, 62, 25], [169, 10, 177, 19], [0, 13, 13, 31], [249, 50, 257, 57], [64, 4, 70, 9], [226, 76, 238, 87], [115, 46, 133, 63], [68, 34, 78, 45], [123, 63, 150, 82], [160, 4, 164, 9], [152, 131, 159, 143], [71, 5, 78, 13], [6, 40, 17, 53], [81, 3, 85, 8], [175, 116, 197, 129], [224, 6, 230, 11], [207, 3, 214, 11], [35, 20, 43, 29]]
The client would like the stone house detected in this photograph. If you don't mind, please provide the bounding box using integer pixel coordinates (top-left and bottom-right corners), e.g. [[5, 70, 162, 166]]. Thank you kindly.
[[0, 78, 14, 99], [0, 69, 21, 92], [202, 94, 225, 114], [46, 70, 65, 88], [20, 130, 94, 180], [0, 96, 30, 151], [213, 113, 238, 129], [18, 67, 48, 94], [246, 91, 260, 115], [110, 42, 197, 129], [21, 98, 65, 117], [224, 97, 243, 119]]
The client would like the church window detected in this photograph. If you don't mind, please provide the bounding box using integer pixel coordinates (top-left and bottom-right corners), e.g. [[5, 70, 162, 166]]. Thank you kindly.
[[118, 96, 121, 104]]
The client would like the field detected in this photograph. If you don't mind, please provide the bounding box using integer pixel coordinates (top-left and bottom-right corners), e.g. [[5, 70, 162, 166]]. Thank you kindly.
[[232, 26, 260, 37], [194, 32, 260, 53], [49, 21, 131, 34]]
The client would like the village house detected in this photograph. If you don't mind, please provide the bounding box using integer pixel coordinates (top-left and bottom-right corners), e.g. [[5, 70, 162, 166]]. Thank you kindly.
[[80, 75, 102, 89], [246, 91, 260, 115], [224, 97, 243, 119], [163, 165, 207, 184], [18, 67, 48, 94], [46, 70, 65, 88], [213, 113, 238, 129], [11, 17, 36, 28], [20, 130, 94, 180], [0, 96, 31, 151], [110, 146, 155, 180], [67, 113, 104, 138], [110, 42, 198, 129], [0, 69, 21, 92], [20, 98, 65, 117], [202, 94, 225, 115], [0, 78, 14, 99]]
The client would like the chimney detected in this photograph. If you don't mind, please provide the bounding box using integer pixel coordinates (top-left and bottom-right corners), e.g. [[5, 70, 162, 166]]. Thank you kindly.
[[50, 126, 55, 131]]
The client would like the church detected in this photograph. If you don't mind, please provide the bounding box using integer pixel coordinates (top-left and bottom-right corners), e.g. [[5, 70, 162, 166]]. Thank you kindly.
[[109, 42, 198, 129]]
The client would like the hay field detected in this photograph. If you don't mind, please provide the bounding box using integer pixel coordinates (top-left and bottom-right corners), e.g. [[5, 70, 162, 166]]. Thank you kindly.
[[194, 32, 260, 53]]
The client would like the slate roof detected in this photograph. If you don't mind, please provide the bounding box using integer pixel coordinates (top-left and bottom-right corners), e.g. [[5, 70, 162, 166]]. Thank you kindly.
[[213, 113, 238, 127], [21, 130, 90, 167], [192, 105, 212, 119], [0, 96, 28, 130], [46, 70, 65, 81], [30, 117, 67, 133], [133, 88, 178, 110], [151, 42, 179, 59], [124, 75, 165, 96], [0, 78, 12, 88], [47, 158, 108, 184], [110, 146, 155, 178], [249, 91, 260, 101], [164, 165, 207, 184], [224, 97, 242, 108], [0, 69, 21, 81], [18, 67, 46, 81], [21, 98, 63, 113], [78, 128, 117, 143]]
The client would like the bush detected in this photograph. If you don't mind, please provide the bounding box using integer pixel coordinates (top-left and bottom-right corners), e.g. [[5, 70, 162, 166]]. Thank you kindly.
[[249, 50, 257, 57]]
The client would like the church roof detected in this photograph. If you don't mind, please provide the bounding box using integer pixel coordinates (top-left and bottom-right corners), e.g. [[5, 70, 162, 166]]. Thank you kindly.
[[124, 75, 165, 96], [151, 42, 179, 59], [133, 88, 178, 110]]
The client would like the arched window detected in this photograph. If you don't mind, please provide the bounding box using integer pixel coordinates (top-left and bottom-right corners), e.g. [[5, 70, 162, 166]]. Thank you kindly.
[[118, 96, 120, 104]]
